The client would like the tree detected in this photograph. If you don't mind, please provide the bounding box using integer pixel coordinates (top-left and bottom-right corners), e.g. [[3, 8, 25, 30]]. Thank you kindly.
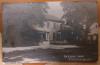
[[4, 3, 48, 47], [61, 2, 97, 42]]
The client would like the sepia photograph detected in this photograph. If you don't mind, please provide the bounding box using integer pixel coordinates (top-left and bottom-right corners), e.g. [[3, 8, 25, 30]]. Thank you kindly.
[[2, 1, 98, 63]]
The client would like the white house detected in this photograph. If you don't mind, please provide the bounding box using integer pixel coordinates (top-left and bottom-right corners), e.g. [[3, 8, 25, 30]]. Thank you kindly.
[[88, 22, 98, 41], [32, 15, 63, 45]]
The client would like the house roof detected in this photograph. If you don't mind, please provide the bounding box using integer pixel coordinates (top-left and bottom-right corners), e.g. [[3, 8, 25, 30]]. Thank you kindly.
[[45, 15, 64, 23]]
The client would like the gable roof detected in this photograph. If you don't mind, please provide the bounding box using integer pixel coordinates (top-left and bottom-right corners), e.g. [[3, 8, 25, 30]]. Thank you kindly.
[[45, 15, 64, 23]]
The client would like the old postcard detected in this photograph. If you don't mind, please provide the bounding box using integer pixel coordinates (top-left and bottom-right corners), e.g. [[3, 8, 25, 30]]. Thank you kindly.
[[2, 1, 98, 63]]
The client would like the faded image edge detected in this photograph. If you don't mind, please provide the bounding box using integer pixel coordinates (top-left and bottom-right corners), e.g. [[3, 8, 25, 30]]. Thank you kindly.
[[2, 1, 98, 63]]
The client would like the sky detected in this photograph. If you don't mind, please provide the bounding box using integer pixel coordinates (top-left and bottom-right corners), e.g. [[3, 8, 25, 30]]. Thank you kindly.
[[47, 1, 64, 19]]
